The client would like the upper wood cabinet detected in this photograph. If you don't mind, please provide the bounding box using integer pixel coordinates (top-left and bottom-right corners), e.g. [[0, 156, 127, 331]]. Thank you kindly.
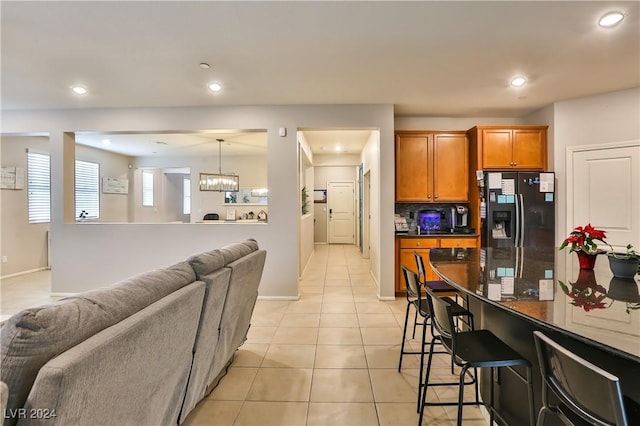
[[395, 131, 469, 202], [468, 126, 548, 170]]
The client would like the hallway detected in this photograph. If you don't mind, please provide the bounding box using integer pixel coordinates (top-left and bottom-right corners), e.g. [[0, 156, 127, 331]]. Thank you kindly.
[[183, 244, 486, 425]]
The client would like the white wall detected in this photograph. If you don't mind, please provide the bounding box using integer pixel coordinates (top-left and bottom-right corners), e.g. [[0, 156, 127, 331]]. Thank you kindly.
[[1, 104, 393, 299], [395, 116, 523, 130], [361, 131, 386, 296], [552, 87, 640, 244], [0, 136, 50, 276]]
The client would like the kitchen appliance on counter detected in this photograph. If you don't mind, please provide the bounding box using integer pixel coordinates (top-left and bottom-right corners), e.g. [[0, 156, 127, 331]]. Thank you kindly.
[[451, 205, 475, 234], [418, 210, 443, 233], [481, 171, 555, 248]]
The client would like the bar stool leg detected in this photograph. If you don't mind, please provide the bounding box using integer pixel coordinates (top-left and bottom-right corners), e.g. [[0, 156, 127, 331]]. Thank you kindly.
[[526, 366, 535, 426], [457, 365, 471, 426], [411, 307, 419, 339], [398, 301, 411, 372], [418, 337, 438, 422], [417, 317, 429, 412]]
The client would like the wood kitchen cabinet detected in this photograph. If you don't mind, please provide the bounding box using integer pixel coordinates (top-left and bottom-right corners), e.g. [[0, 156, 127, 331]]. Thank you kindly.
[[395, 131, 468, 202], [395, 236, 479, 294], [468, 126, 548, 170]]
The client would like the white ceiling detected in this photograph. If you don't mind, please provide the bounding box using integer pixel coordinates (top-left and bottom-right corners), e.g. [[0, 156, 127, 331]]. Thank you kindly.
[[2, 1, 639, 155]]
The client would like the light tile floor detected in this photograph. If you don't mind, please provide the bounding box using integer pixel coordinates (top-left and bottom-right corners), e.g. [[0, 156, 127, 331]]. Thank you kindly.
[[183, 244, 487, 426], [0, 245, 487, 425]]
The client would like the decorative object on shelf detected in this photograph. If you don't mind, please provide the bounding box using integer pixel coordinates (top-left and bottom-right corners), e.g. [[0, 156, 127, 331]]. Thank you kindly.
[[257, 210, 267, 221], [559, 223, 608, 270], [559, 269, 609, 312], [607, 244, 640, 279], [301, 186, 309, 215], [199, 139, 239, 192]]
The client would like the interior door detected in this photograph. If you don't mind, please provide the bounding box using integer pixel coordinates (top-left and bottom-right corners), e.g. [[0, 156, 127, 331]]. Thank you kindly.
[[328, 181, 355, 244], [570, 143, 640, 249]]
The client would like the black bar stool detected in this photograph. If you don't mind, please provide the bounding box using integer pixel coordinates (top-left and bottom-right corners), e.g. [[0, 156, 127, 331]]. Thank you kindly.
[[420, 285, 535, 426], [414, 251, 473, 334], [398, 266, 473, 412], [533, 330, 639, 426]]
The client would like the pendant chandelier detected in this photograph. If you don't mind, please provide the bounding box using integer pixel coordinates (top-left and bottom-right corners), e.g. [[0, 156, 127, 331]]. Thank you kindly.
[[199, 138, 239, 192]]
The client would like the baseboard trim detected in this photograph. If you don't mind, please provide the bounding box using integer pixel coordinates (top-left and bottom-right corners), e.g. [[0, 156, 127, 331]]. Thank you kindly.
[[257, 295, 300, 301], [51, 292, 80, 298], [1, 267, 50, 280]]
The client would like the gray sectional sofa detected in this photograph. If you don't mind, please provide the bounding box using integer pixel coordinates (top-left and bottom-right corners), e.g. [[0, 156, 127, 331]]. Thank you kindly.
[[0, 239, 266, 426]]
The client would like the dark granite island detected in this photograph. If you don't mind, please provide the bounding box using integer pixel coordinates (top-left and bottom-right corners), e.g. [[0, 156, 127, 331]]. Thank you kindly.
[[429, 247, 640, 426]]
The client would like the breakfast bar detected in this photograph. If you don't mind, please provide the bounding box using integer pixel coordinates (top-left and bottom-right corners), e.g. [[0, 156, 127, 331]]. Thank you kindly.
[[429, 247, 640, 426]]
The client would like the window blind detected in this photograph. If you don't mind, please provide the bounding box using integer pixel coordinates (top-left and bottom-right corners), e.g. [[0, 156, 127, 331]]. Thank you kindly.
[[142, 170, 154, 207], [27, 151, 51, 223], [183, 177, 191, 215], [75, 160, 99, 219]]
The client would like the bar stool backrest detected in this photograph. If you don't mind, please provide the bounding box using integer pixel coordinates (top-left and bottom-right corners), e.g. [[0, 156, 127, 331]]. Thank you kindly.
[[401, 265, 421, 301], [414, 251, 427, 283], [423, 285, 455, 347], [533, 331, 628, 426]]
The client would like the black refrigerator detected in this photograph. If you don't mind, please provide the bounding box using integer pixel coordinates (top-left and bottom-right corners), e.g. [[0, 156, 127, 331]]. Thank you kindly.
[[481, 171, 555, 248]]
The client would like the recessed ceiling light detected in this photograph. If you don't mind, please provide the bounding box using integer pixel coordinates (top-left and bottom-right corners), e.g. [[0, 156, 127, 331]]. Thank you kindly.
[[71, 86, 87, 95], [199, 62, 211, 69], [599, 11, 624, 27], [207, 82, 223, 93], [510, 76, 527, 88]]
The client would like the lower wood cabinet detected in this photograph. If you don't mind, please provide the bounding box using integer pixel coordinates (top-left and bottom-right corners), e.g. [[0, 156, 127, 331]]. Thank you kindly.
[[395, 236, 479, 294]]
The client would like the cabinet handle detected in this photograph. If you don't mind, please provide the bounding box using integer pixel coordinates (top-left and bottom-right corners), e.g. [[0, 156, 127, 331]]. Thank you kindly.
[[416, 242, 421, 246], [434, 194, 438, 199], [427, 195, 431, 199]]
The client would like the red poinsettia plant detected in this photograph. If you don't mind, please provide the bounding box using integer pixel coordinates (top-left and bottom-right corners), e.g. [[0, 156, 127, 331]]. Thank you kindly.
[[559, 223, 607, 254]]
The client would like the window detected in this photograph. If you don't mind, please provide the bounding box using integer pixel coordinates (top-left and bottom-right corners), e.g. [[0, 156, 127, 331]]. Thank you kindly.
[[142, 170, 154, 207], [75, 160, 99, 219], [183, 177, 191, 215], [27, 151, 51, 223]]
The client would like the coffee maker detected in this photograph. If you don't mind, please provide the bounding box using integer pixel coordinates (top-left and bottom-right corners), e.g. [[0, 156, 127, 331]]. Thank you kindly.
[[452, 205, 474, 233]]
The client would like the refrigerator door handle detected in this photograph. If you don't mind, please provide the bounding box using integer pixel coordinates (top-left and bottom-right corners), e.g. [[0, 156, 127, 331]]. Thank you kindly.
[[514, 192, 520, 247], [519, 193, 525, 247]]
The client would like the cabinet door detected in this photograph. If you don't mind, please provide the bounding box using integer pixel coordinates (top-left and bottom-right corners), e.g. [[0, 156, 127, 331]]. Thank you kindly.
[[396, 238, 439, 293], [395, 134, 432, 202], [481, 129, 513, 169], [512, 129, 546, 169], [433, 133, 469, 201], [440, 237, 479, 248]]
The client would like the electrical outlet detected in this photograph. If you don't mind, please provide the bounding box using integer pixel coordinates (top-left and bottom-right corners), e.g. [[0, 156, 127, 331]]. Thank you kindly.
[[2, 256, 7, 263]]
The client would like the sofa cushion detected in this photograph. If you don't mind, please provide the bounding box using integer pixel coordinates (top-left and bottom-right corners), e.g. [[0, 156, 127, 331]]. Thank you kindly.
[[22, 282, 206, 426], [187, 250, 225, 276], [220, 239, 258, 266], [0, 261, 196, 420]]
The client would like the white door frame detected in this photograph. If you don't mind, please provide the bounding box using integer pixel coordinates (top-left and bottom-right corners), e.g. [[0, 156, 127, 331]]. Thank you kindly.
[[363, 171, 371, 258]]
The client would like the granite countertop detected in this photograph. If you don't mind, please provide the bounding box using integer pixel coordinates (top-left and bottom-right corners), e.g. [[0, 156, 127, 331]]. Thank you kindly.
[[429, 247, 640, 361]]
